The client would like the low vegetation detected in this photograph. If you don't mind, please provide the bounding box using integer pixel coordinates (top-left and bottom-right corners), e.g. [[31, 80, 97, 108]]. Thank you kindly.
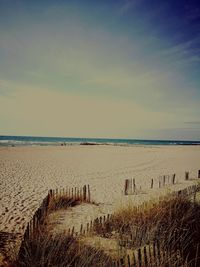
[[7, 189, 200, 266], [17, 234, 112, 267], [93, 194, 200, 266]]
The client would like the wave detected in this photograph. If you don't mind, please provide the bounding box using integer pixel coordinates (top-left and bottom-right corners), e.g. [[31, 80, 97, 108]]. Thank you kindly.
[[0, 136, 200, 147]]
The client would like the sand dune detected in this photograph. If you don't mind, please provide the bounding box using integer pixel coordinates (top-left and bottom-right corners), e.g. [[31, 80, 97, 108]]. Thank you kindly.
[[0, 145, 200, 238]]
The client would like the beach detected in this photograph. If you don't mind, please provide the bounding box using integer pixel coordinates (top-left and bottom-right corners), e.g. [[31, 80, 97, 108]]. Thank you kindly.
[[1, 144, 200, 238]]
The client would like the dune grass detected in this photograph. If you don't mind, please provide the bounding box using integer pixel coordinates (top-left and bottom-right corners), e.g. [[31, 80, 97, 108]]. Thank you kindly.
[[92, 195, 200, 266], [12, 189, 200, 266], [48, 195, 83, 211], [14, 195, 113, 267], [17, 233, 112, 267]]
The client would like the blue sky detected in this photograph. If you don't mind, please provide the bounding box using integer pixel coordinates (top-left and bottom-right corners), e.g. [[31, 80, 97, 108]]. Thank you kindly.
[[0, 0, 200, 140]]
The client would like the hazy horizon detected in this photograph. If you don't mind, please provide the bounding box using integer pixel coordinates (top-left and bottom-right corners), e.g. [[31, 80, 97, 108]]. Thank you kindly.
[[1, 134, 200, 142], [0, 0, 200, 140]]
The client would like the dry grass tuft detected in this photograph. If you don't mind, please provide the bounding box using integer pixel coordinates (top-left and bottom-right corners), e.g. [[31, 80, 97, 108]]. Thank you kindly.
[[16, 233, 112, 267], [12, 190, 200, 266], [93, 195, 200, 266], [48, 195, 82, 211]]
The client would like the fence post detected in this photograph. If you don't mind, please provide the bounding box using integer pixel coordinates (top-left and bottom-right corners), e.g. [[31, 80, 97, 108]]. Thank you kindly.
[[144, 246, 148, 267], [49, 189, 53, 198], [72, 188, 74, 198], [185, 172, 189, 180], [47, 191, 51, 208], [88, 184, 91, 202], [77, 188, 79, 199], [138, 248, 142, 267], [153, 241, 156, 259], [80, 187, 82, 200], [172, 174, 176, 184], [26, 222, 30, 240], [148, 242, 152, 266], [99, 216, 102, 227], [133, 178, 136, 193], [125, 179, 129, 195], [80, 224, 83, 235], [127, 254, 131, 267], [83, 185, 87, 201], [71, 226, 74, 236], [67, 188, 69, 198], [151, 179, 154, 189], [90, 220, 93, 232], [120, 258, 125, 267], [132, 251, 137, 267], [129, 179, 133, 195], [198, 170, 200, 179], [163, 175, 165, 187], [75, 187, 77, 199], [156, 239, 161, 264]]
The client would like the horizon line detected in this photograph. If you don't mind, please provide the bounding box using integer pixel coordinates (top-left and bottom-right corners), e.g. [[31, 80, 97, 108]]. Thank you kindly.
[[0, 134, 200, 143]]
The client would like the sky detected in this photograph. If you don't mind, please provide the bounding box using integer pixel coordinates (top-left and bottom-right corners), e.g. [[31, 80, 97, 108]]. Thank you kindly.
[[0, 0, 200, 140]]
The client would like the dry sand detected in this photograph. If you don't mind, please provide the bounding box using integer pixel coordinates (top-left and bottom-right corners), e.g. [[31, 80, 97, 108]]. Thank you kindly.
[[0, 144, 200, 238]]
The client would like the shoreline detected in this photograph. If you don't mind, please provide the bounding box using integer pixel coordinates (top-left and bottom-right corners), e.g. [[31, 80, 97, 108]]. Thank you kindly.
[[1, 135, 200, 147], [1, 142, 200, 148]]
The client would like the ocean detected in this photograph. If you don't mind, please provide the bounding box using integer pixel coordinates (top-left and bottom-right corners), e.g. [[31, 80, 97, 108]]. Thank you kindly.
[[0, 135, 200, 146]]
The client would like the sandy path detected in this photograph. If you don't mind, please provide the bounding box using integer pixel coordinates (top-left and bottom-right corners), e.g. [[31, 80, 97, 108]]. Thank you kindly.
[[0, 145, 200, 236]]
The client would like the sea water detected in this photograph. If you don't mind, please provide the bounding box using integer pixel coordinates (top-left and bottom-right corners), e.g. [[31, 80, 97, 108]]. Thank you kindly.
[[0, 135, 200, 146]]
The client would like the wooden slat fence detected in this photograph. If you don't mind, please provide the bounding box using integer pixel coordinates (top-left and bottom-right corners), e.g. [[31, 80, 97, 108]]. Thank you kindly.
[[22, 182, 200, 243], [125, 169, 200, 195], [158, 173, 176, 188], [69, 183, 200, 239], [49, 184, 91, 202], [22, 184, 91, 241], [19, 169, 200, 266], [112, 240, 183, 267]]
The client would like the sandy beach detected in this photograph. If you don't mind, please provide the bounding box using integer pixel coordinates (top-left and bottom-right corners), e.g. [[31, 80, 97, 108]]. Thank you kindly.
[[0, 144, 200, 238]]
